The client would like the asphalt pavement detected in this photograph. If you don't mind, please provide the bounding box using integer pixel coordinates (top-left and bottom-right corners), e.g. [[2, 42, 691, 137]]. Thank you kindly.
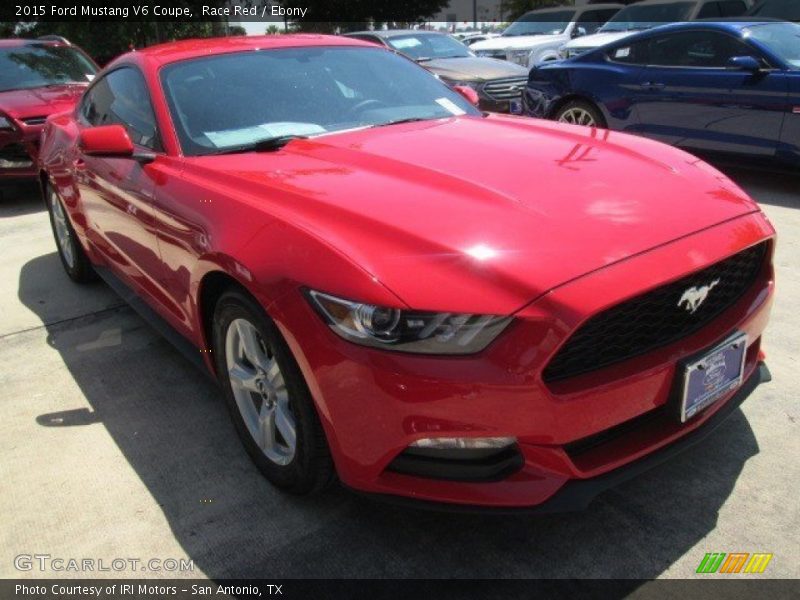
[[0, 167, 798, 580]]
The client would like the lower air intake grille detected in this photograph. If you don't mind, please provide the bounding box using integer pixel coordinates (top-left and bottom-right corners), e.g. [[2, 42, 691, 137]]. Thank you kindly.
[[543, 243, 768, 382]]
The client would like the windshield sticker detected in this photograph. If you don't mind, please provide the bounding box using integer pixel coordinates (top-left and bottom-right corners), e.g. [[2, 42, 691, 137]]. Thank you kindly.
[[435, 97, 467, 116], [204, 122, 326, 147], [391, 38, 423, 49]]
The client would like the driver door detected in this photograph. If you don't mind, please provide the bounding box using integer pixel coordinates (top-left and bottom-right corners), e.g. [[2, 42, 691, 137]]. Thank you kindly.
[[74, 67, 167, 299], [634, 30, 787, 156]]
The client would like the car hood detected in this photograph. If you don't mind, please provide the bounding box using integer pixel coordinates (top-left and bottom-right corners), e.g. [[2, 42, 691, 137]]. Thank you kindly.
[[561, 30, 636, 50], [189, 116, 759, 314], [422, 57, 528, 81], [0, 84, 87, 119], [471, 34, 566, 51]]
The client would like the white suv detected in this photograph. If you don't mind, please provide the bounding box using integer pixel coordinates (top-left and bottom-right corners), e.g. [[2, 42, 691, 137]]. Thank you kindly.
[[559, 0, 752, 60], [470, 4, 623, 68]]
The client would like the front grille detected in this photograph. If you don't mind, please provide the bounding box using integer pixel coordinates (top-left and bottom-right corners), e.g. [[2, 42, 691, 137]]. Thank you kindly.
[[543, 243, 768, 382], [483, 76, 528, 101], [21, 116, 47, 126], [476, 50, 508, 60], [387, 445, 524, 482], [0, 143, 33, 168]]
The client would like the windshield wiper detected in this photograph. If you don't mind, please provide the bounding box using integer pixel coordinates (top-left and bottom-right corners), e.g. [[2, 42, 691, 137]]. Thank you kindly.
[[208, 134, 308, 155], [369, 117, 432, 129]]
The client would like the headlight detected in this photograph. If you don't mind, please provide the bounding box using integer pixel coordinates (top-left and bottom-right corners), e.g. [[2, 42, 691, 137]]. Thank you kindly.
[[441, 78, 480, 91], [0, 116, 13, 130], [507, 49, 532, 66], [306, 290, 512, 355]]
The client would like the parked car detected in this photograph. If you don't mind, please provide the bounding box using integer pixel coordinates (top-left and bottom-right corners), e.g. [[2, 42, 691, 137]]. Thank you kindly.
[[461, 33, 500, 46], [343, 30, 528, 112], [0, 37, 97, 182], [559, 0, 751, 59], [526, 20, 800, 166], [748, 0, 800, 21], [470, 4, 624, 67], [39, 34, 774, 510]]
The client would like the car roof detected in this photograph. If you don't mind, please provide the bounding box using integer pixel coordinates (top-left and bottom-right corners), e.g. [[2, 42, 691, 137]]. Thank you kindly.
[[0, 39, 66, 48], [121, 34, 375, 67], [344, 30, 443, 39], [640, 18, 779, 34]]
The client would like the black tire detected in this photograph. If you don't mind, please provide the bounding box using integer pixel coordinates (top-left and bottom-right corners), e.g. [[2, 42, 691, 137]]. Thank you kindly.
[[554, 99, 607, 129], [44, 183, 96, 283], [212, 288, 335, 494]]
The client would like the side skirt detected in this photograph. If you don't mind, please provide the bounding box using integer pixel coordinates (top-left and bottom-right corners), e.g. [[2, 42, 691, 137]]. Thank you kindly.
[[94, 265, 217, 382]]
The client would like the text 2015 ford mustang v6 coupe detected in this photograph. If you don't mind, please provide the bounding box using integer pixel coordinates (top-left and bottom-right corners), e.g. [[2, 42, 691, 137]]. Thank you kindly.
[[38, 35, 774, 510]]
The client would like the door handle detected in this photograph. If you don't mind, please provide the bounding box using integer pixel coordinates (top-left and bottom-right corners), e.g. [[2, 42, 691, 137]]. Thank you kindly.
[[642, 82, 666, 90]]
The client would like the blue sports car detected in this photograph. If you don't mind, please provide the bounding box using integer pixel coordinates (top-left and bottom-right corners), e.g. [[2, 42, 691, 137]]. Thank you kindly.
[[524, 20, 800, 165]]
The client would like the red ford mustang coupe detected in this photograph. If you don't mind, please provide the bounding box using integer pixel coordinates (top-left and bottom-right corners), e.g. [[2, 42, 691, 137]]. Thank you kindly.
[[39, 35, 775, 510], [1, 38, 97, 182]]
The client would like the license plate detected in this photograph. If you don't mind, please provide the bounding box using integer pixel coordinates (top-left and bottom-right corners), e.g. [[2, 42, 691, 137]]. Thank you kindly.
[[680, 333, 747, 423], [509, 100, 523, 115]]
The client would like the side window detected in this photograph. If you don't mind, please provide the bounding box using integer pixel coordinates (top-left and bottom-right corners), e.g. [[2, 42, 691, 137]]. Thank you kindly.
[[647, 31, 751, 68], [720, 0, 747, 16], [348, 34, 383, 46], [698, 2, 722, 18], [607, 40, 649, 65], [79, 68, 161, 150], [577, 9, 620, 35]]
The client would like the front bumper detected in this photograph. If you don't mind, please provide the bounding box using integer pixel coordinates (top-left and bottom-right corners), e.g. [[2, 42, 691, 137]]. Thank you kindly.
[[272, 212, 775, 508], [354, 362, 771, 513], [0, 126, 40, 180]]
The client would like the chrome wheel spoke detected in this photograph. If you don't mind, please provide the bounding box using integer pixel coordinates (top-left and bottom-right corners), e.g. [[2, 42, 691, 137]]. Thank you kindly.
[[225, 317, 296, 466], [258, 401, 277, 452], [236, 320, 270, 370], [274, 398, 296, 450], [228, 363, 260, 393]]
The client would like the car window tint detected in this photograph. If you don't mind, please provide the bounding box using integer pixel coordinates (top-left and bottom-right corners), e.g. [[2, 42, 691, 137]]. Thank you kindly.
[[720, 1, 747, 16], [577, 9, 621, 34], [607, 40, 649, 64], [81, 68, 161, 150], [647, 31, 751, 68], [698, 2, 722, 18]]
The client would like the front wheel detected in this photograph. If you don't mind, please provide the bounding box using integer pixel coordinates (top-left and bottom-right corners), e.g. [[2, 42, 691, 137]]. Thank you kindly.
[[212, 289, 335, 494], [555, 100, 606, 128]]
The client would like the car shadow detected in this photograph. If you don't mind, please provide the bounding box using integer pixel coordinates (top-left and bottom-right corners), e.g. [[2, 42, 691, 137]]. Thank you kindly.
[[0, 182, 44, 218], [17, 251, 763, 580]]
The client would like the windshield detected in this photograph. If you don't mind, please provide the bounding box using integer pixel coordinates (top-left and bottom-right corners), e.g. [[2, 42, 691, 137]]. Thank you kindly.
[[502, 10, 576, 36], [161, 47, 481, 156], [0, 44, 96, 92], [599, 2, 693, 33], [385, 33, 471, 60], [750, 0, 800, 20], [745, 22, 800, 68]]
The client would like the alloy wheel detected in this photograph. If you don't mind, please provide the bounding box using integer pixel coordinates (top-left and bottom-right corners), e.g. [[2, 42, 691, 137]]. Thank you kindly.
[[558, 107, 597, 127], [224, 318, 296, 465], [50, 190, 75, 269]]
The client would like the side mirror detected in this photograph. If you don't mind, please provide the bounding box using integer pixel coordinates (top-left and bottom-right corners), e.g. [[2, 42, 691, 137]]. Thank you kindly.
[[572, 26, 588, 39], [728, 55, 762, 72], [79, 124, 155, 162], [452, 85, 480, 107]]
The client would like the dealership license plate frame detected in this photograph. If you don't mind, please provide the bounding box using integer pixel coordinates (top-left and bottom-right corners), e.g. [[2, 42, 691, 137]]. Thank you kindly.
[[679, 332, 748, 423]]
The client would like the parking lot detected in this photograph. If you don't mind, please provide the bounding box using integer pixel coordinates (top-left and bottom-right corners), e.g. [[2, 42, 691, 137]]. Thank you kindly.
[[0, 165, 798, 580]]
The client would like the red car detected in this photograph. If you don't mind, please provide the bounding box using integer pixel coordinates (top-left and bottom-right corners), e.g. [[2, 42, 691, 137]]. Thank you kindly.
[[38, 35, 775, 510], [0, 38, 97, 183]]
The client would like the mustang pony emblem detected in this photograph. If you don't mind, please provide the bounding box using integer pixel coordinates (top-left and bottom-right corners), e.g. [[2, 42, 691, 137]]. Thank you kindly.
[[678, 279, 720, 314]]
